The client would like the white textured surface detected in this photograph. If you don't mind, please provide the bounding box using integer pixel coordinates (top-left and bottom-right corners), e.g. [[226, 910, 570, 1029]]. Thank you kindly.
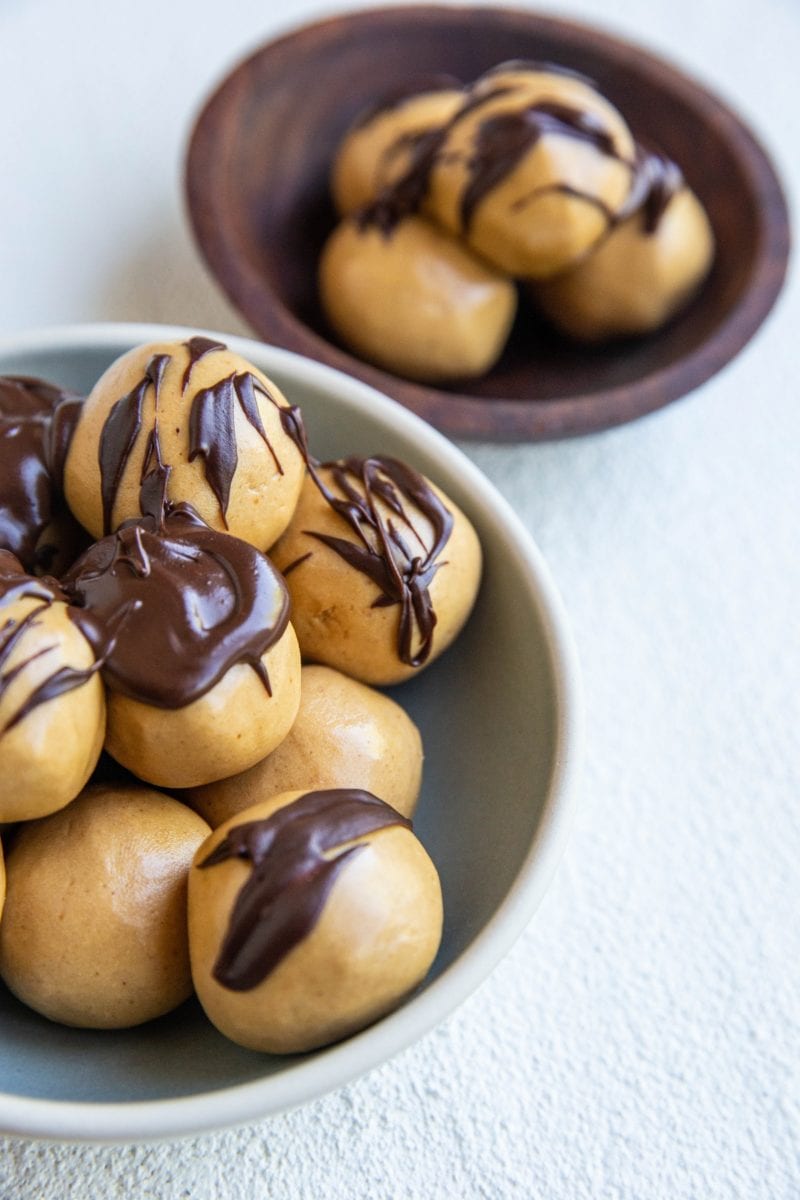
[[1, 0, 799, 1195]]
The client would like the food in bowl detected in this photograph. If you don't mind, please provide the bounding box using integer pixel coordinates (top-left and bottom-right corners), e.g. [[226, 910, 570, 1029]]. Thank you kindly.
[[319, 59, 715, 380], [0, 334, 483, 1056]]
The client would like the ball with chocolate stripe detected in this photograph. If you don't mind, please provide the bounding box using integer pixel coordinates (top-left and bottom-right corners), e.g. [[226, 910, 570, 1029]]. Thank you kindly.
[[331, 79, 464, 216], [62, 507, 301, 789], [0, 552, 105, 823], [425, 61, 636, 279], [188, 788, 443, 1053], [270, 455, 482, 685], [531, 147, 714, 341], [63, 337, 308, 551]]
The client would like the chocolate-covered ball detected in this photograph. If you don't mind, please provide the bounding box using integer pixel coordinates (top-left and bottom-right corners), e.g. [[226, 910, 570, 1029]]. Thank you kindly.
[[270, 456, 482, 685], [64, 337, 307, 550], [184, 664, 424, 827], [319, 213, 517, 382], [331, 82, 464, 215], [0, 784, 210, 1029], [0, 554, 105, 823], [532, 151, 715, 341], [188, 788, 443, 1053], [63, 508, 301, 789], [426, 62, 635, 278]]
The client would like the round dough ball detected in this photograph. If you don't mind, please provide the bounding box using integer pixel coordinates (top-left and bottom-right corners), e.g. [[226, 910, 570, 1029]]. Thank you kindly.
[[270, 457, 482, 685], [64, 336, 307, 549], [426, 63, 635, 278], [532, 173, 714, 341], [105, 622, 301, 789], [188, 788, 443, 1053], [0, 784, 210, 1029], [332, 83, 464, 215], [0, 563, 105, 823], [62, 510, 302, 790], [0, 839, 5, 925], [319, 214, 517, 382], [184, 664, 423, 827]]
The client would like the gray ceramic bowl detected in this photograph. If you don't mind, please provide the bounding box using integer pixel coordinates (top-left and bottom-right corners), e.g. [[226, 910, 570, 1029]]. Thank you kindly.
[[0, 324, 581, 1142]]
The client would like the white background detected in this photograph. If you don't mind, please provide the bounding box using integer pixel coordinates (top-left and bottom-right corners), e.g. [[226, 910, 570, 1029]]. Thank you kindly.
[[1, 0, 798, 1196]]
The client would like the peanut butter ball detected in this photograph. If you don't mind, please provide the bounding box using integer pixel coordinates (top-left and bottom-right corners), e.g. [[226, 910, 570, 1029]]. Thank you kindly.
[[426, 62, 635, 278], [0, 554, 105, 823], [532, 151, 715, 341], [64, 337, 307, 550], [62, 509, 301, 789], [0, 784, 210, 1029], [320, 213, 517, 382], [184, 664, 424, 827], [332, 82, 464, 215], [270, 456, 482, 685], [188, 788, 443, 1054]]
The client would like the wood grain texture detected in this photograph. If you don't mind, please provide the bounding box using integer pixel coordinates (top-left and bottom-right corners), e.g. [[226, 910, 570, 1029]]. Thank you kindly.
[[185, 5, 790, 441]]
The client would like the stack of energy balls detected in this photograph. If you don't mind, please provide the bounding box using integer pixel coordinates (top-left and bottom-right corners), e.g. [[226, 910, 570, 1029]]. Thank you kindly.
[[0, 338, 481, 1054], [319, 60, 715, 381]]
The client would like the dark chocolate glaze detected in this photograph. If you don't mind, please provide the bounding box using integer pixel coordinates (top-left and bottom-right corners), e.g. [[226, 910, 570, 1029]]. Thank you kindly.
[[46, 394, 84, 492], [302, 456, 453, 668], [62, 504, 290, 708], [96, 339, 307, 533], [198, 788, 412, 991], [623, 144, 685, 235], [0, 376, 80, 572], [460, 102, 619, 232], [0, 552, 99, 735], [357, 70, 632, 243]]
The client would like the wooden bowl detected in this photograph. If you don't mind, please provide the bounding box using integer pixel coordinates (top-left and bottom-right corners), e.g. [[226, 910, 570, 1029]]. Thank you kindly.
[[185, 5, 790, 441]]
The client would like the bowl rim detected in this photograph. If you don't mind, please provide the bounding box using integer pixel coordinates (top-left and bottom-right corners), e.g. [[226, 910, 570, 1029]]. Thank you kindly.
[[184, 3, 791, 442], [0, 322, 582, 1142]]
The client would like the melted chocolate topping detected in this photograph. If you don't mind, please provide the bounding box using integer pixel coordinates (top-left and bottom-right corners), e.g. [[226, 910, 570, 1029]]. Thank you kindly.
[[622, 144, 685, 234], [357, 72, 632, 241], [299, 456, 453, 669], [63, 505, 290, 709], [0, 376, 80, 572], [198, 788, 412, 991], [0, 552, 99, 735], [96, 339, 308, 534]]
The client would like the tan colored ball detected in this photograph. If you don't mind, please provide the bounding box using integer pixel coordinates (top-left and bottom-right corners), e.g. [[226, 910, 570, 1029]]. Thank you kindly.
[[0, 583, 105, 824], [532, 183, 714, 341], [105, 622, 302, 790], [319, 213, 517, 383], [188, 788, 443, 1054], [270, 457, 482, 686], [183, 664, 424, 827], [426, 64, 635, 278], [0, 784, 210, 1029], [64, 337, 306, 550], [331, 85, 464, 215]]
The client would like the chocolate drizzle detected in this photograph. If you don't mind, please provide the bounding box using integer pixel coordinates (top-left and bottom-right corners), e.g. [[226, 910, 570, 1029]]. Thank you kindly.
[[302, 456, 453, 668], [623, 145, 685, 234], [357, 71, 633, 242], [0, 376, 80, 571], [96, 339, 308, 533], [62, 505, 290, 708], [0, 552, 99, 735], [198, 788, 412, 990]]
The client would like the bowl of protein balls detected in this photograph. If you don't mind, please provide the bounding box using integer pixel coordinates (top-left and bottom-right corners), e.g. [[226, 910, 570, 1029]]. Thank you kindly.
[[0, 323, 580, 1140], [185, 6, 789, 440]]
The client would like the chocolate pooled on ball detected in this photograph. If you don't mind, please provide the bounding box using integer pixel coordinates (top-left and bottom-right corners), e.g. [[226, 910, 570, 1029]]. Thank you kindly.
[[188, 788, 443, 1054]]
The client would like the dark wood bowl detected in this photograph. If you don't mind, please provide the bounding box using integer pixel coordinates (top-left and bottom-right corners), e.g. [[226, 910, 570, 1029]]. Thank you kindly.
[[185, 5, 790, 441]]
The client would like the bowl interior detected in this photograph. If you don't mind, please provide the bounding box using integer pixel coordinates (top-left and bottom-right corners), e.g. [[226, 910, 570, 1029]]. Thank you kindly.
[[186, 5, 789, 440], [0, 328, 574, 1132]]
